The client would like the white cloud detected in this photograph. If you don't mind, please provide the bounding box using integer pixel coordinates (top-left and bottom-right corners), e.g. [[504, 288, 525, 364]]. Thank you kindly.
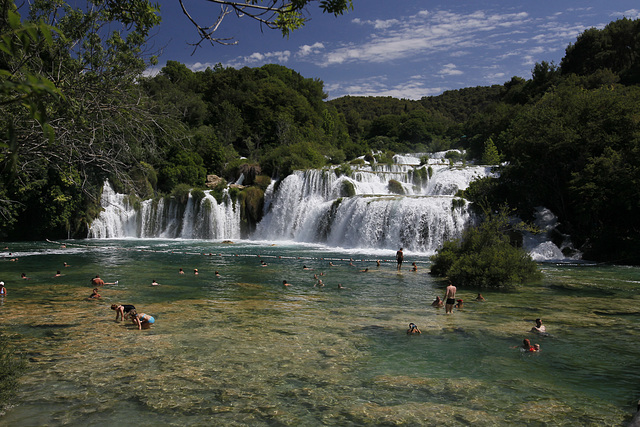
[[297, 42, 325, 57], [316, 9, 532, 67], [225, 50, 291, 68], [439, 63, 463, 76], [326, 75, 445, 100]]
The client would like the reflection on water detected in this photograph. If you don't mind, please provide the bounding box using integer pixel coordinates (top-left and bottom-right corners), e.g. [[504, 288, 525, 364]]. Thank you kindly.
[[0, 240, 639, 425]]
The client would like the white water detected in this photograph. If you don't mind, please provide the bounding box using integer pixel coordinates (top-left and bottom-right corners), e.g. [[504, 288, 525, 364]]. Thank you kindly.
[[88, 182, 240, 239], [87, 152, 568, 258]]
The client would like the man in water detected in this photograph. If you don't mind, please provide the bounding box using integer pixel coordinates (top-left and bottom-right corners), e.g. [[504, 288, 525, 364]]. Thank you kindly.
[[91, 274, 117, 286], [396, 248, 404, 270], [444, 280, 457, 314], [531, 318, 547, 334]]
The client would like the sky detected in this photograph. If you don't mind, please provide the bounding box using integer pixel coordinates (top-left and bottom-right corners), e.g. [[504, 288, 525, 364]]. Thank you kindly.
[[147, 1, 640, 100]]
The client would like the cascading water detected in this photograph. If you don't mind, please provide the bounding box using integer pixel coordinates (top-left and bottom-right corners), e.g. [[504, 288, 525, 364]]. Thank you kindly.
[[254, 153, 493, 252], [88, 181, 241, 239], [89, 151, 544, 255]]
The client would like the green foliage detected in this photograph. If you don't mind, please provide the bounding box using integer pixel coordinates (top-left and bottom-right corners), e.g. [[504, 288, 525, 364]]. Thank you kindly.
[[334, 163, 351, 177], [481, 138, 501, 165], [254, 175, 272, 191], [158, 151, 206, 191], [170, 183, 192, 205], [0, 332, 27, 407], [238, 186, 264, 232], [430, 208, 541, 288], [413, 166, 429, 187], [349, 158, 365, 166], [388, 179, 404, 195], [561, 18, 640, 85], [419, 155, 429, 165], [340, 180, 356, 197]]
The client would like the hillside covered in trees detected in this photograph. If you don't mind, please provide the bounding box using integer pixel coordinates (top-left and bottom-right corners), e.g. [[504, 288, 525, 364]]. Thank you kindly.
[[1, 0, 639, 264]]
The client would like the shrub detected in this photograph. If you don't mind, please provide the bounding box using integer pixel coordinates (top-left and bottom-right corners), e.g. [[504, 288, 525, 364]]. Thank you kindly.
[[171, 183, 192, 204], [334, 164, 352, 177], [340, 180, 356, 197], [430, 207, 541, 288], [349, 158, 365, 166], [388, 179, 405, 195]]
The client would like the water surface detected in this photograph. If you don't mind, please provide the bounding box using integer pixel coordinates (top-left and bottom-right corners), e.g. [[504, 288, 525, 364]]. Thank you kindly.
[[1, 240, 639, 426]]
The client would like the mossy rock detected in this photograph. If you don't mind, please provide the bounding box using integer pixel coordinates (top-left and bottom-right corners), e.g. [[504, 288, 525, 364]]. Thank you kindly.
[[388, 179, 405, 195]]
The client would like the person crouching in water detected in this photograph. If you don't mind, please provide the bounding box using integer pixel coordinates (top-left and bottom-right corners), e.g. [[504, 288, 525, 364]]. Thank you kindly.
[[111, 304, 136, 321], [129, 310, 155, 330]]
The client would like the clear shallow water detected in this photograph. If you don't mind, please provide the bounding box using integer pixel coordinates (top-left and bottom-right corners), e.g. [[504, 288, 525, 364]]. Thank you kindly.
[[1, 239, 639, 426]]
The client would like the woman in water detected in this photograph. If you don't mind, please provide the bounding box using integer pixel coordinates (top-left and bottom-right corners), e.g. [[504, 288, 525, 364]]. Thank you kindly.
[[130, 310, 155, 330]]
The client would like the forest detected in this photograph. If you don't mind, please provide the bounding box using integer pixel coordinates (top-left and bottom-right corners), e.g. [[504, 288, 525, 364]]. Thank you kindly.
[[1, 0, 639, 264]]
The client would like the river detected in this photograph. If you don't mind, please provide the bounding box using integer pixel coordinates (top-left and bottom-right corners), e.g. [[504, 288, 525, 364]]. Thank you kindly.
[[0, 239, 639, 425]]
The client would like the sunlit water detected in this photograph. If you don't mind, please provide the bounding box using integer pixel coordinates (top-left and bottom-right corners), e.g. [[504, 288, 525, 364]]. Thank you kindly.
[[1, 240, 639, 426]]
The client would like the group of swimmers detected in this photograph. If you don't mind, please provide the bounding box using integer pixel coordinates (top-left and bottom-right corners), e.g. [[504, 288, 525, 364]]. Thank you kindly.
[[89, 273, 155, 330]]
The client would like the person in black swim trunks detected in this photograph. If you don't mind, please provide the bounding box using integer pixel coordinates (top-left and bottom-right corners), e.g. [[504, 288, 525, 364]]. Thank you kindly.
[[444, 280, 457, 314], [111, 304, 136, 321]]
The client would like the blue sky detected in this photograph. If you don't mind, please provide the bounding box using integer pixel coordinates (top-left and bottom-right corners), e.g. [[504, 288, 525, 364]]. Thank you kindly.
[[149, 1, 640, 100]]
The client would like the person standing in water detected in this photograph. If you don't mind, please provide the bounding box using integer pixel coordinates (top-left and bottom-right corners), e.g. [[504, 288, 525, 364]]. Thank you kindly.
[[444, 280, 457, 314], [396, 248, 404, 270], [0, 281, 6, 296]]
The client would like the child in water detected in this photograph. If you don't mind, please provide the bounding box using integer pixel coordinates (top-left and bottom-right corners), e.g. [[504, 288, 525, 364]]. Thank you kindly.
[[407, 323, 421, 335]]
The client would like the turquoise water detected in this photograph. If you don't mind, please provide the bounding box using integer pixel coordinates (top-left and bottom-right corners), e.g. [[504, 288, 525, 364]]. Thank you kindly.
[[0, 239, 639, 426]]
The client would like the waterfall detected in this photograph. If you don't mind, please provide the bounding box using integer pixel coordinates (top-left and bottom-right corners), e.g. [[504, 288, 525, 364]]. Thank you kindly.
[[254, 158, 494, 253], [92, 152, 565, 255], [88, 181, 241, 239]]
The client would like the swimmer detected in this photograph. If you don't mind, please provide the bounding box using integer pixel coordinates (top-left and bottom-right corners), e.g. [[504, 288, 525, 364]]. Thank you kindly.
[[376, 260, 381, 267], [455, 299, 464, 309], [314, 279, 324, 287], [407, 323, 421, 335], [151, 279, 159, 286], [303, 265, 312, 270], [513, 338, 534, 351], [337, 283, 346, 289], [476, 293, 485, 301], [194, 268, 198, 275], [0, 281, 6, 296], [179, 268, 184, 274], [91, 275, 117, 286], [411, 262, 417, 272], [532, 344, 541, 352], [283, 280, 291, 287], [54, 270, 62, 277], [215, 271, 221, 277], [431, 296, 443, 308], [261, 261, 268, 267], [444, 280, 457, 314], [88, 288, 101, 299], [63, 262, 70, 267], [111, 304, 136, 321], [329, 262, 336, 267], [531, 318, 547, 334], [21, 273, 29, 280], [360, 268, 369, 272], [130, 310, 155, 330]]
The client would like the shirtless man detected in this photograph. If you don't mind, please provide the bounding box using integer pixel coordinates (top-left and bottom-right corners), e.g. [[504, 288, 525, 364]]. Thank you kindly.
[[396, 248, 404, 270], [444, 280, 457, 314], [91, 274, 117, 286]]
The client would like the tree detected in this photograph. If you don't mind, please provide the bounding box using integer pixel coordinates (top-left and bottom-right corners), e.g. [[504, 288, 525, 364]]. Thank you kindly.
[[430, 207, 541, 288], [180, 0, 353, 50]]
